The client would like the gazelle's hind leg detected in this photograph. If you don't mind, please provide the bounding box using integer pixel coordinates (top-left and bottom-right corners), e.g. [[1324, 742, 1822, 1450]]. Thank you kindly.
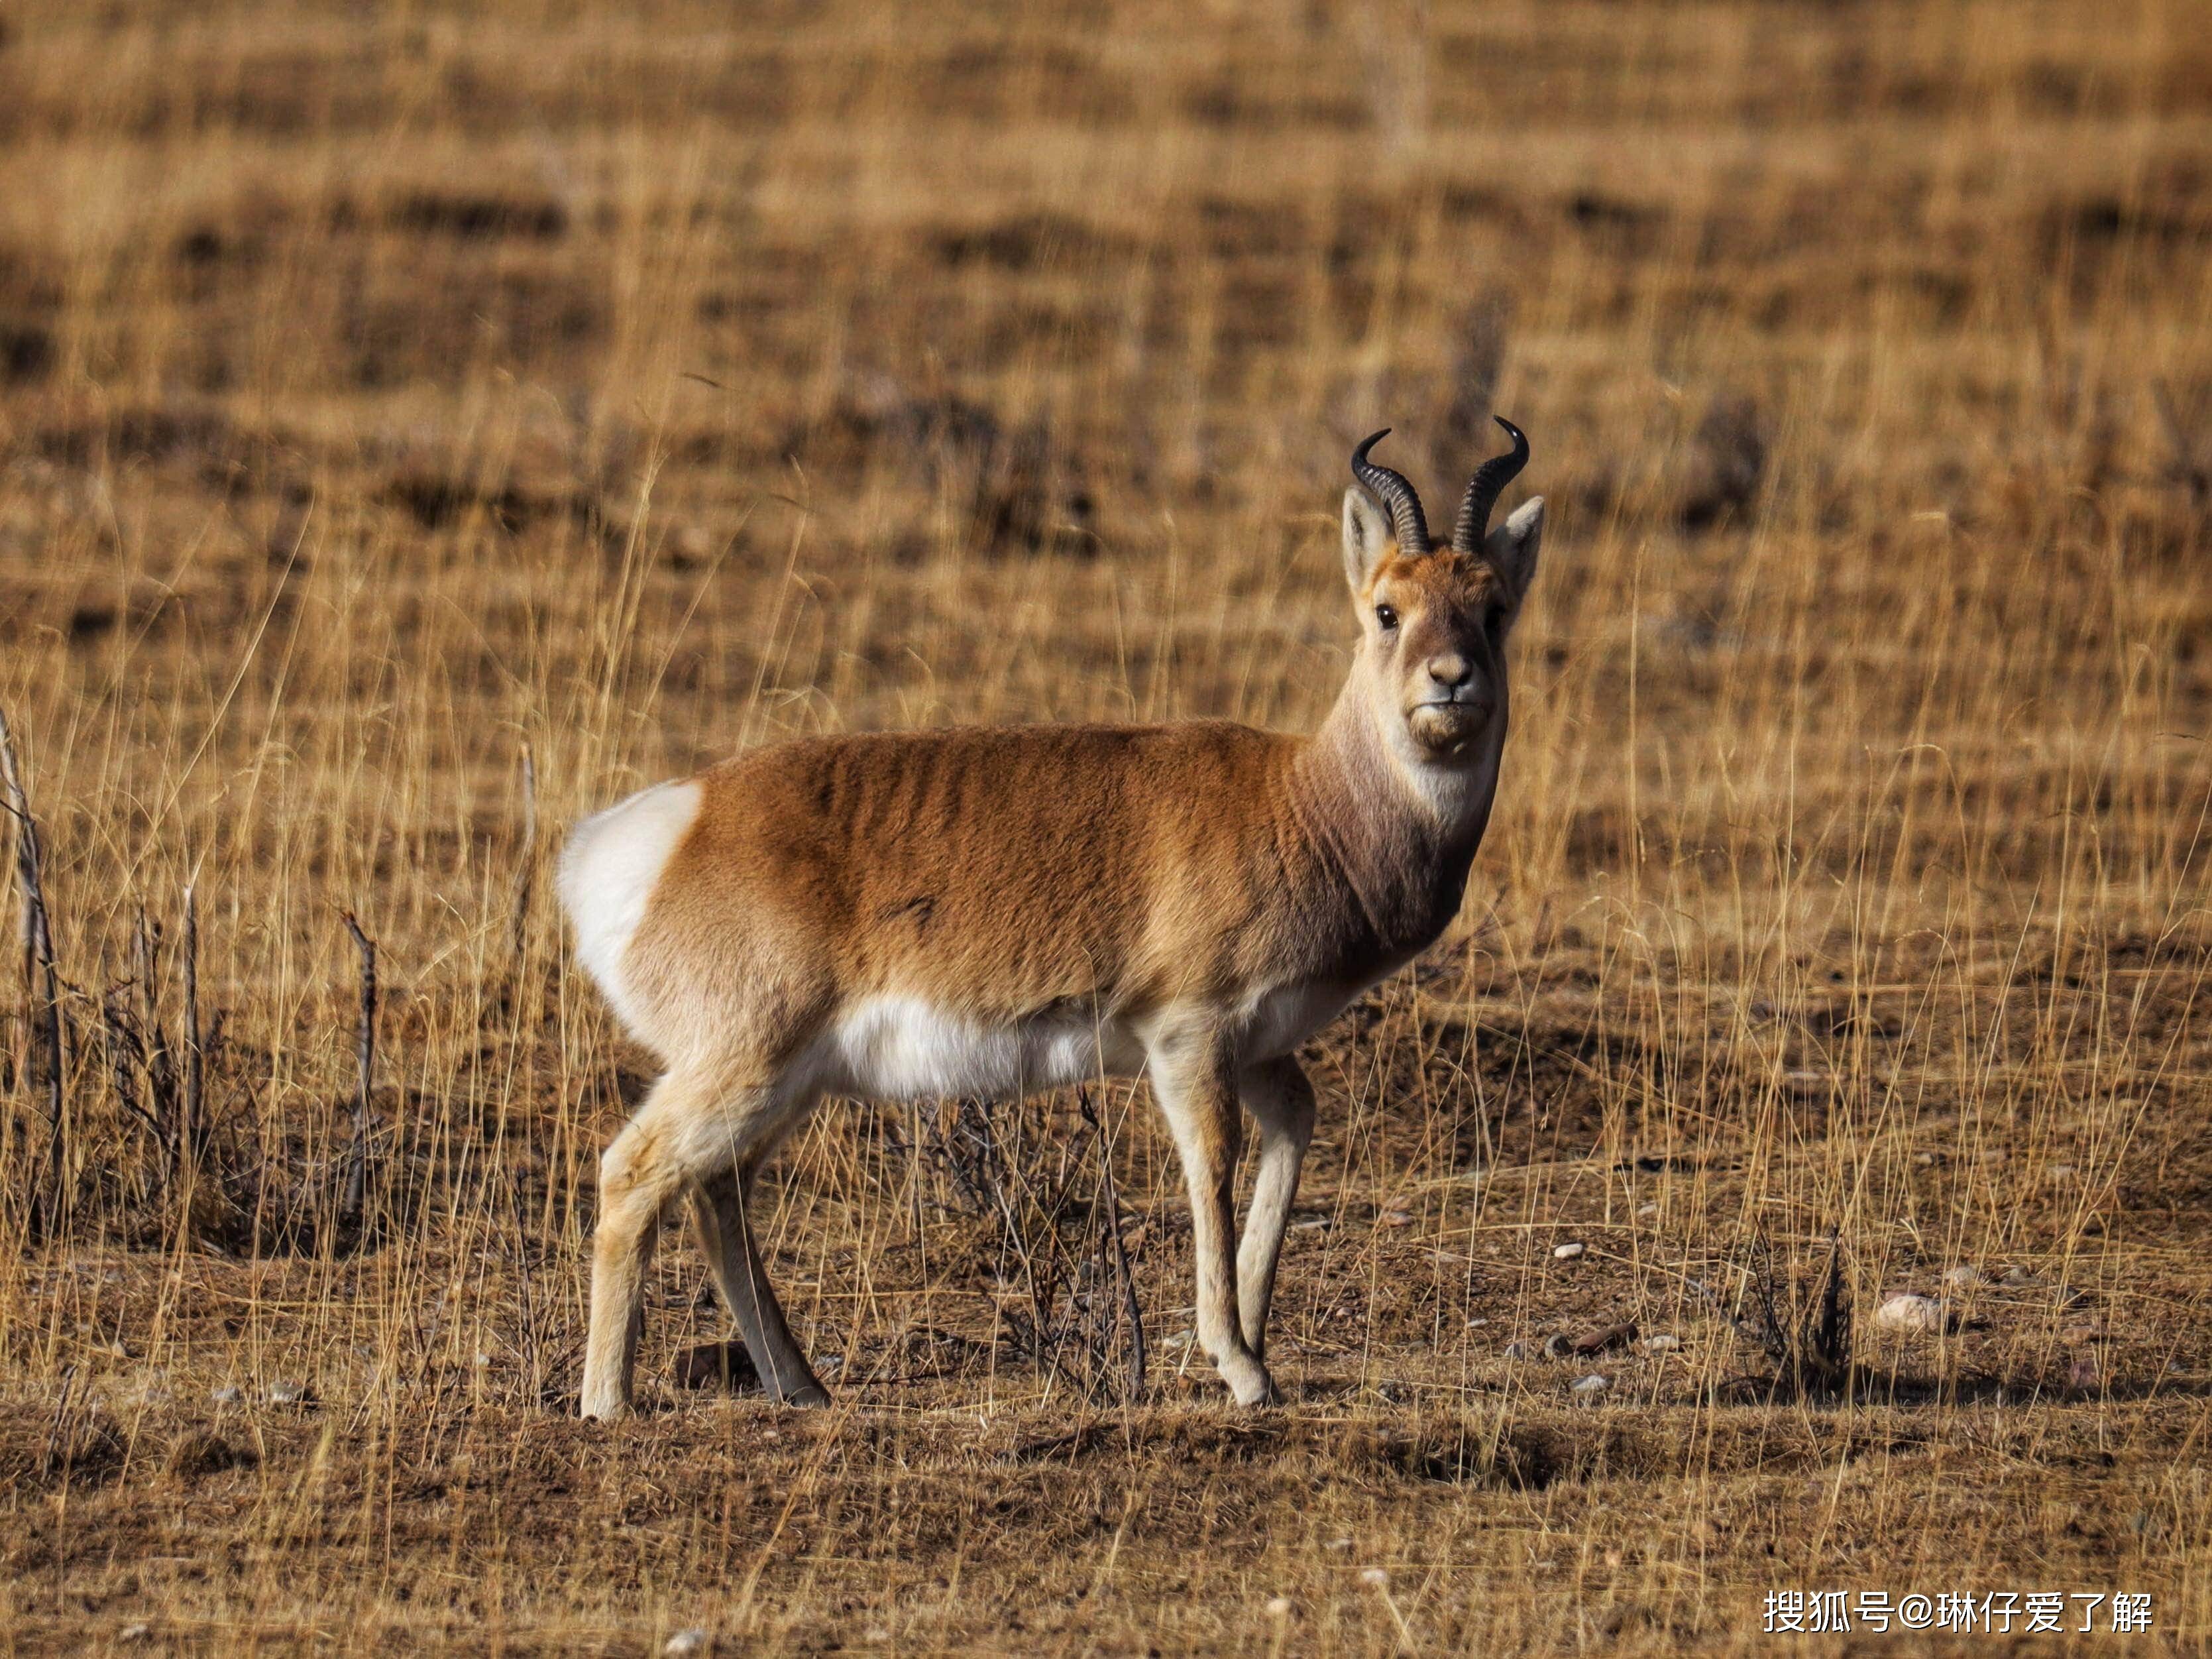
[[689, 1160, 830, 1406], [582, 1072, 698, 1420], [582, 1066, 802, 1421]]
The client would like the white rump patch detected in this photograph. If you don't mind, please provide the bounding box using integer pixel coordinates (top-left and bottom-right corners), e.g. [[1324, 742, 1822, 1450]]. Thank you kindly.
[[557, 779, 703, 1031]]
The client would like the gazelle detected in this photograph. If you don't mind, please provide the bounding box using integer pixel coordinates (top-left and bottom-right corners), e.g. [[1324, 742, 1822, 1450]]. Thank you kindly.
[[560, 422, 1543, 1420]]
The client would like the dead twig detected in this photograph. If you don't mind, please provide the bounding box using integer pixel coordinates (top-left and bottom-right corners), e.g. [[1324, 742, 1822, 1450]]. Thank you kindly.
[[339, 912, 378, 1230], [182, 885, 204, 1182], [920, 1091, 1143, 1403], [95, 891, 220, 1233], [1, 708, 69, 1240], [507, 744, 537, 966], [132, 911, 176, 1173], [1733, 1227, 1853, 1398], [1078, 1087, 1145, 1400], [97, 990, 165, 1168], [39, 1365, 80, 1480]]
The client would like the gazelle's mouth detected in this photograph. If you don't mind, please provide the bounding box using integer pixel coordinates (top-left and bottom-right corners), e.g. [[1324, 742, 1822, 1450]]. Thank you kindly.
[[1406, 699, 1486, 756], [1412, 691, 1488, 717]]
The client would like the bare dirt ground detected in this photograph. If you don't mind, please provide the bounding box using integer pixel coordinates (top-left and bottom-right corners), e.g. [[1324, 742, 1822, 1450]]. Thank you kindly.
[[2, 0, 2210, 1651]]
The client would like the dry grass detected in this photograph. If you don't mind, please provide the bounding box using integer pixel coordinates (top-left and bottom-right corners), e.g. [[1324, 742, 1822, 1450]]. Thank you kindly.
[[3, 0, 2211, 1651]]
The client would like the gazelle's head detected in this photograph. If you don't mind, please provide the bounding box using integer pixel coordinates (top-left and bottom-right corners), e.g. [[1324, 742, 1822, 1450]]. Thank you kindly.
[[1340, 420, 1544, 772]]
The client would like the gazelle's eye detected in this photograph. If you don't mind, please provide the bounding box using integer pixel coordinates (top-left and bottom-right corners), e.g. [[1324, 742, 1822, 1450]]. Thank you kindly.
[[1374, 604, 1398, 632]]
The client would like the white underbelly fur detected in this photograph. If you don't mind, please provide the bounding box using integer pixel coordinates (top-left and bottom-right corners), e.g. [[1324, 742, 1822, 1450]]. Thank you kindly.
[[809, 980, 1359, 1103], [815, 996, 1148, 1101]]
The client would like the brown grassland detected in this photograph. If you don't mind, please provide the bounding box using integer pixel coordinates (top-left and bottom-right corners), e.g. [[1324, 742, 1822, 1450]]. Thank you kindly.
[[3, 0, 2211, 1651]]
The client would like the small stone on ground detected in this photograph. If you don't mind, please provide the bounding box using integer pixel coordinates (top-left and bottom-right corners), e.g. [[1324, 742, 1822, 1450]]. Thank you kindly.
[[1875, 1293, 1946, 1334]]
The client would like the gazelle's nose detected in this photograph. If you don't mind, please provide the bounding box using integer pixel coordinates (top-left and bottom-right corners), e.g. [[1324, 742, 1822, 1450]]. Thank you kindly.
[[1427, 653, 1472, 690]]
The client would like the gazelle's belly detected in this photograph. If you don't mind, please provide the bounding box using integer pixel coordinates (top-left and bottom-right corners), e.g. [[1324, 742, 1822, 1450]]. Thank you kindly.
[[814, 996, 1149, 1102], [805, 972, 1372, 1103]]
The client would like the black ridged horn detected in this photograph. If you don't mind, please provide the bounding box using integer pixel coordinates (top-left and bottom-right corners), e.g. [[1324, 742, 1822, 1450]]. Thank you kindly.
[[1451, 416, 1531, 554], [1351, 429, 1431, 553]]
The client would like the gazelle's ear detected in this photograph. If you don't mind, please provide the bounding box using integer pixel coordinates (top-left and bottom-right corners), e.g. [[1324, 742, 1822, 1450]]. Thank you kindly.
[[1342, 487, 1393, 592], [1484, 496, 1545, 617]]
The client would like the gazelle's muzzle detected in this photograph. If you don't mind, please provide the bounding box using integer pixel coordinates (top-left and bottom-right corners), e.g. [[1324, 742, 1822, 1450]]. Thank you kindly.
[[1406, 693, 1492, 756]]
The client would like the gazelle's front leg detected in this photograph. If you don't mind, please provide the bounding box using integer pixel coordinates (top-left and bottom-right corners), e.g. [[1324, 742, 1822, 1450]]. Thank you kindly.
[[1235, 1055, 1315, 1361], [1149, 1033, 1276, 1406]]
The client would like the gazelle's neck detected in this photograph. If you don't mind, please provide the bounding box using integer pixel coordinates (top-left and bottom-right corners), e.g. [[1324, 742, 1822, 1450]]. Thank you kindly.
[[1286, 683, 1504, 955], [1311, 681, 1504, 843]]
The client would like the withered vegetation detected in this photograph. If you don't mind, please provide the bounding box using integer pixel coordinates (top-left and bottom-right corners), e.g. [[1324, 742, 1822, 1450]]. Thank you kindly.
[[2, 0, 2210, 1651]]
